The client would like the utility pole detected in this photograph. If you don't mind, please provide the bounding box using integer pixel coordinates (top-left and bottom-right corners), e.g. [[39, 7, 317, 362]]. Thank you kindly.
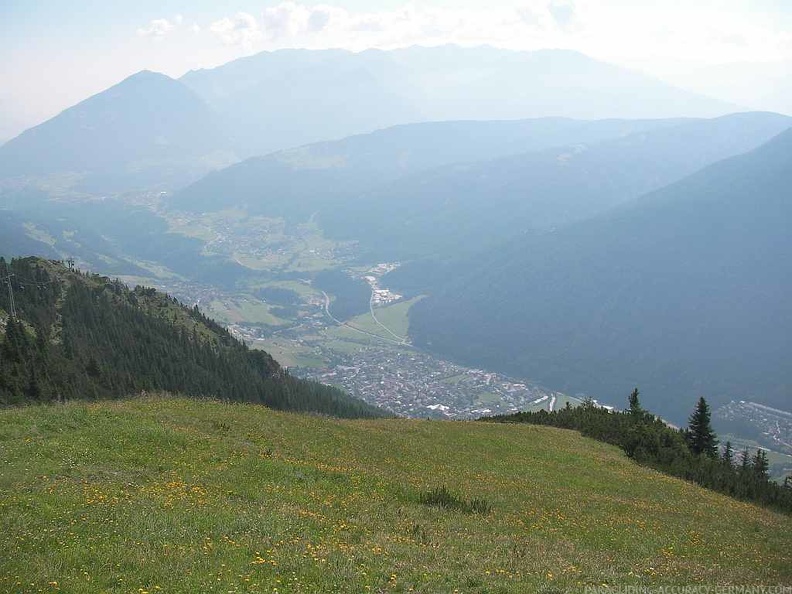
[[4, 273, 16, 320]]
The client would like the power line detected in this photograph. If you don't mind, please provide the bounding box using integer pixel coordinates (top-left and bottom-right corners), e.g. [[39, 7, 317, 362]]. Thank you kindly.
[[4, 273, 16, 320], [2, 269, 61, 320], [12, 276, 59, 288]]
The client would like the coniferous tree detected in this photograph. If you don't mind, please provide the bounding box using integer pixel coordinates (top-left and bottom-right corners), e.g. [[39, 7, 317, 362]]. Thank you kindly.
[[752, 449, 769, 480], [25, 368, 41, 401], [483, 391, 792, 514], [0, 256, 384, 418], [628, 387, 643, 416], [739, 448, 750, 468], [721, 441, 734, 467], [686, 397, 718, 457]]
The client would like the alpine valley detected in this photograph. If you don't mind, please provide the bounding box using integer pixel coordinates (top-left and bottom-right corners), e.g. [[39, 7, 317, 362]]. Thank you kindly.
[[2, 41, 792, 591]]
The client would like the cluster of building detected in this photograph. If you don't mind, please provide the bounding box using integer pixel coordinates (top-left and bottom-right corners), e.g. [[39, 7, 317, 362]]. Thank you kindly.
[[716, 400, 792, 454], [360, 263, 402, 306], [295, 345, 562, 419]]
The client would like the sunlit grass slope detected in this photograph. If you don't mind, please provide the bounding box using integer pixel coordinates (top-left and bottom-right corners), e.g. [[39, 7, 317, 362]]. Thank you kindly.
[[1, 396, 790, 593]]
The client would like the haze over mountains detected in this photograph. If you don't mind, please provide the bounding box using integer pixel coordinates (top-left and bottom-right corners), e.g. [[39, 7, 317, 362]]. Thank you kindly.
[[180, 46, 737, 157], [320, 111, 791, 259], [172, 116, 691, 219], [0, 71, 234, 192], [0, 45, 737, 189], [5, 3, 792, 585], [175, 111, 791, 261], [1, 43, 790, 429], [409, 127, 792, 421]]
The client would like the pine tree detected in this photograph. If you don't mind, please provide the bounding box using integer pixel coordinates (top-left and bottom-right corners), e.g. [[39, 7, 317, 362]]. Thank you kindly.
[[628, 387, 643, 415], [752, 449, 769, 480], [721, 441, 734, 467], [686, 397, 718, 457], [25, 368, 41, 401], [739, 448, 751, 472]]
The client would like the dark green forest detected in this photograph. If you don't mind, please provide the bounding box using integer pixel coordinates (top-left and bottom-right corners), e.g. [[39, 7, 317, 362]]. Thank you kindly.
[[0, 257, 384, 418], [411, 126, 792, 422], [312, 270, 372, 321], [483, 390, 792, 514]]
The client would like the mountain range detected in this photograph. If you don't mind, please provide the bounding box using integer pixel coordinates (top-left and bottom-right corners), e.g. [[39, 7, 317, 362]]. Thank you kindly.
[[0, 45, 738, 195], [323, 111, 792, 260], [171, 116, 691, 218], [1, 44, 789, 426], [0, 71, 234, 193], [181, 45, 737, 157], [408, 126, 792, 421], [175, 111, 791, 261]]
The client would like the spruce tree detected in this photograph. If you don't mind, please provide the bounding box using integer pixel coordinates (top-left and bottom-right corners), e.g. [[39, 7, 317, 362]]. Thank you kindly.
[[686, 397, 718, 457], [628, 387, 643, 415], [721, 441, 734, 467], [739, 448, 751, 472], [752, 449, 769, 480]]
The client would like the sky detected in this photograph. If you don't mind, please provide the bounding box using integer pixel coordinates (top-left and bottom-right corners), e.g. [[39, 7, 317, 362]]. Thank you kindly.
[[1, 0, 791, 142]]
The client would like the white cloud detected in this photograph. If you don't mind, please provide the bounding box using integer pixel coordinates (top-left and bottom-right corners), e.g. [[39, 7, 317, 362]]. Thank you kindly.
[[573, 0, 790, 65], [137, 18, 176, 38], [307, 7, 332, 33], [547, 0, 578, 31], [194, 2, 789, 66], [209, 12, 263, 47]]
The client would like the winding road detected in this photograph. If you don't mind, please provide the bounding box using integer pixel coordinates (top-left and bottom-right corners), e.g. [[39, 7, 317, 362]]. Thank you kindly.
[[368, 291, 409, 344], [321, 290, 407, 347]]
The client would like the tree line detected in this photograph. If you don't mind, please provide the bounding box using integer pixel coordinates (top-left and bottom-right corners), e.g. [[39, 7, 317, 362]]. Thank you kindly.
[[0, 256, 384, 418], [483, 389, 792, 514]]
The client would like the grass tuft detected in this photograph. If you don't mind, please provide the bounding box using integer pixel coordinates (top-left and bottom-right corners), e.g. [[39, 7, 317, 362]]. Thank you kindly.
[[417, 484, 492, 514]]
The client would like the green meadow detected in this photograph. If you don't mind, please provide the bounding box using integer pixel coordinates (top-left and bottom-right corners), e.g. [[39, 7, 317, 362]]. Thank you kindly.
[[1, 396, 790, 593]]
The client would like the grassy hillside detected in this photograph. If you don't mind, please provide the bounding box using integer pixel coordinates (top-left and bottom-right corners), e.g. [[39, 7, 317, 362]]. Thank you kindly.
[[1, 397, 789, 593]]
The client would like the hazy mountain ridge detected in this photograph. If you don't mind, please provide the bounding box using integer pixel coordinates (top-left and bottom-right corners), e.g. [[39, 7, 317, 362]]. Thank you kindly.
[[171, 116, 692, 217], [322, 111, 792, 259], [0, 45, 787, 431], [408, 126, 792, 421], [0, 196, 249, 285], [181, 45, 737, 157], [0, 45, 740, 194], [0, 71, 235, 192], [174, 112, 791, 264]]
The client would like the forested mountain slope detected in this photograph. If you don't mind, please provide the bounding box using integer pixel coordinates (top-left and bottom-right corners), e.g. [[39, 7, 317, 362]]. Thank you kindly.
[[322, 111, 791, 259], [409, 126, 792, 421], [0, 257, 382, 418], [171, 116, 687, 217], [174, 113, 790, 263]]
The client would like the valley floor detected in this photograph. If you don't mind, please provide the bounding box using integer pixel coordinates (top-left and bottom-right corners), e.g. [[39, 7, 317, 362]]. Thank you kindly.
[[1, 396, 790, 593]]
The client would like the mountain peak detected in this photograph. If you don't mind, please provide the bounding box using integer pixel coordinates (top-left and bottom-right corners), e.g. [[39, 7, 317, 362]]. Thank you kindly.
[[0, 67, 230, 188], [122, 69, 174, 82]]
